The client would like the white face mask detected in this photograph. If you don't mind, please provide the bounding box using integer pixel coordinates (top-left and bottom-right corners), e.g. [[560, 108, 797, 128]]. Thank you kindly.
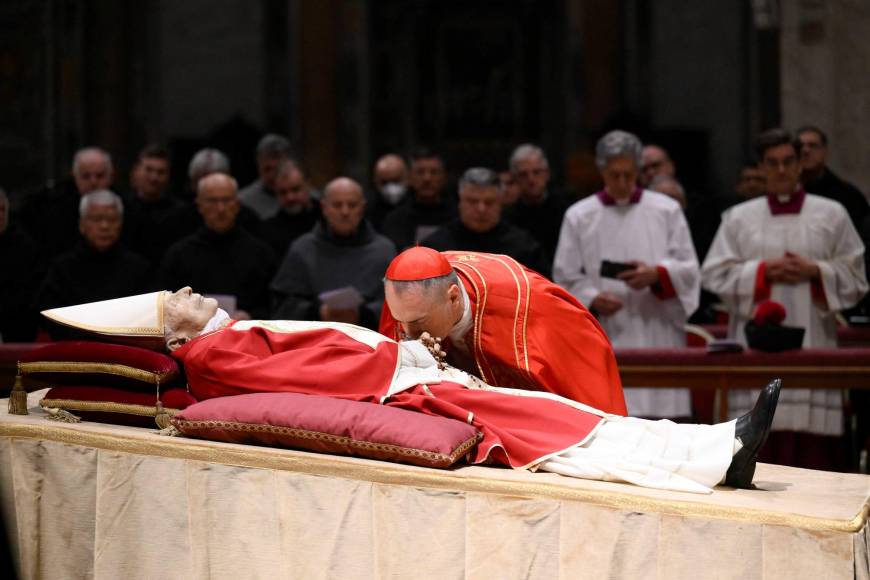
[[380, 182, 407, 205]]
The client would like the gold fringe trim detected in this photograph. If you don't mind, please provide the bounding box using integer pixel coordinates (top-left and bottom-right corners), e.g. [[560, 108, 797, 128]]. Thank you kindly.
[[1, 420, 867, 534], [19, 361, 177, 384], [39, 398, 181, 419], [43, 407, 81, 423], [175, 419, 483, 467]]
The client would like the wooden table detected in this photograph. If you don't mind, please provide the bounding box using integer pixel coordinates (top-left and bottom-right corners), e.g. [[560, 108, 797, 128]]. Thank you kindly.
[[698, 324, 870, 347], [617, 347, 870, 421]]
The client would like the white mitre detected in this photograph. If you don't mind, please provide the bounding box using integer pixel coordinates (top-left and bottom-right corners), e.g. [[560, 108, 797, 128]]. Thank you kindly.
[[41, 292, 167, 350]]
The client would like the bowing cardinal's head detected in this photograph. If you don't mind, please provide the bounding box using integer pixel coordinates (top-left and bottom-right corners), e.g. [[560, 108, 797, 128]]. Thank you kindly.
[[384, 247, 464, 341], [753, 300, 787, 326]]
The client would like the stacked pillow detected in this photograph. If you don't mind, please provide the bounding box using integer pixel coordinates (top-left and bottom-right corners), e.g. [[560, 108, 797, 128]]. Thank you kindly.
[[19, 341, 196, 428], [20, 342, 484, 469]]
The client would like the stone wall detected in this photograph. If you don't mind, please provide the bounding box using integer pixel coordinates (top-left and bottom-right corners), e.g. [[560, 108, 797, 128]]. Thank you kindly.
[[780, 0, 870, 196]]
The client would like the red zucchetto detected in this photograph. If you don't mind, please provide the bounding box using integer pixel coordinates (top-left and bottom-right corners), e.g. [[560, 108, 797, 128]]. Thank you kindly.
[[385, 247, 453, 281]]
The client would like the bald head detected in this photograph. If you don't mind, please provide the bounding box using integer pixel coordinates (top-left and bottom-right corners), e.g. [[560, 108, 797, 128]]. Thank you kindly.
[[374, 155, 408, 185], [373, 154, 409, 205], [72, 147, 114, 195], [198, 172, 237, 196], [322, 177, 365, 237]]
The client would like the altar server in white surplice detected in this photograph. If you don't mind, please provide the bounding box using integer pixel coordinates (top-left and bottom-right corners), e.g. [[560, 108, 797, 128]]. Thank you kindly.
[[702, 128, 867, 468], [554, 130, 700, 419]]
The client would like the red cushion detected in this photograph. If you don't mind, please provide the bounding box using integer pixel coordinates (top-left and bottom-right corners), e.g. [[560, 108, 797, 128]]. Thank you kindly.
[[19, 341, 180, 389], [40, 385, 197, 428], [172, 392, 482, 468]]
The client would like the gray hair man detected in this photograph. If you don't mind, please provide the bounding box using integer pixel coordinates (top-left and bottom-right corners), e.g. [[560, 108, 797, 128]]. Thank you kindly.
[[555, 129, 700, 420], [187, 148, 231, 193], [78, 190, 124, 254], [35, 187, 150, 326], [504, 143, 570, 266], [239, 133, 294, 220]]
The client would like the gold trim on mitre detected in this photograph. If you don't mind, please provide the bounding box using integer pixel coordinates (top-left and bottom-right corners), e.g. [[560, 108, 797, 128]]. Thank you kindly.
[[41, 292, 166, 347]]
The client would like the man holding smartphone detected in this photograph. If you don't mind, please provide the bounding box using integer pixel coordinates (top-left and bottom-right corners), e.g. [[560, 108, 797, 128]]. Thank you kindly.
[[554, 130, 700, 420]]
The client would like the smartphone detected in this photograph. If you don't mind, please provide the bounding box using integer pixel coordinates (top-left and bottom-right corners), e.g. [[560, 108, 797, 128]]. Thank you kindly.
[[600, 260, 636, 279]]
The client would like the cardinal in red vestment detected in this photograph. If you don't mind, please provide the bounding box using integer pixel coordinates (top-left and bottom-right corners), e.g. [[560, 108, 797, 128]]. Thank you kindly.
[[379, 248, 627, 415]]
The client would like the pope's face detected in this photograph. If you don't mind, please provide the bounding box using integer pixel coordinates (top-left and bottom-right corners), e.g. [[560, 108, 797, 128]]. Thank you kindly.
[[384, 282, 460, 341], [164, 287, 219, 336]]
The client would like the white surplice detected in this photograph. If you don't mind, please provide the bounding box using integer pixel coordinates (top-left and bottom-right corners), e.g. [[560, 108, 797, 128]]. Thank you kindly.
[[701, 194, 868, 435], [553, 190, 700, 418]]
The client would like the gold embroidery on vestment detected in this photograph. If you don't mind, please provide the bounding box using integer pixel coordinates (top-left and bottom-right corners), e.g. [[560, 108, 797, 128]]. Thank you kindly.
[[452, 262, 491, 383]]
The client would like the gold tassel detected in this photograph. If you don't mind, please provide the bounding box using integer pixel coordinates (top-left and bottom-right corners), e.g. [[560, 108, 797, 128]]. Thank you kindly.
[[154, 401, 172, 429], [43, 407, 81, 423], [8, 374, 28, 415], [157, 425, 179, 437]]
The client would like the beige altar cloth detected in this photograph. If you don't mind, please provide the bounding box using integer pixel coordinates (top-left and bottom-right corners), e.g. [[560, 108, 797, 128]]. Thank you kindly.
[[2, 391, 869, 580]]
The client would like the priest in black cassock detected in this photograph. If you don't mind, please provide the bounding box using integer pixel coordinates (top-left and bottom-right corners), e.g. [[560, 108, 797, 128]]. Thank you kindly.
[[259, 160, 320, 258], [422, 167, 549, 276], [380, 148, 457, 250], [159, 173, 277, 320], [35, 190, 151, 337]]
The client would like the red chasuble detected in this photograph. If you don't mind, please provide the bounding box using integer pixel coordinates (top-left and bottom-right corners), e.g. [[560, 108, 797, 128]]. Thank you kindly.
[[380, 252, 627, 415], [172, 321, 603, 469]]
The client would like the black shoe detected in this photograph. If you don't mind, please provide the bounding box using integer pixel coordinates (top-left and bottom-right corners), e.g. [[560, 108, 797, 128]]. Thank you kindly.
[[724, 378, 782, 489]]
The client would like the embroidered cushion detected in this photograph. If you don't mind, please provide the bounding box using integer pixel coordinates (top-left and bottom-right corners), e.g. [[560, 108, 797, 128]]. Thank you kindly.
[[172, 392, 482, 468], [39, 385, 197, 428], [19, 341, 180, 389]]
